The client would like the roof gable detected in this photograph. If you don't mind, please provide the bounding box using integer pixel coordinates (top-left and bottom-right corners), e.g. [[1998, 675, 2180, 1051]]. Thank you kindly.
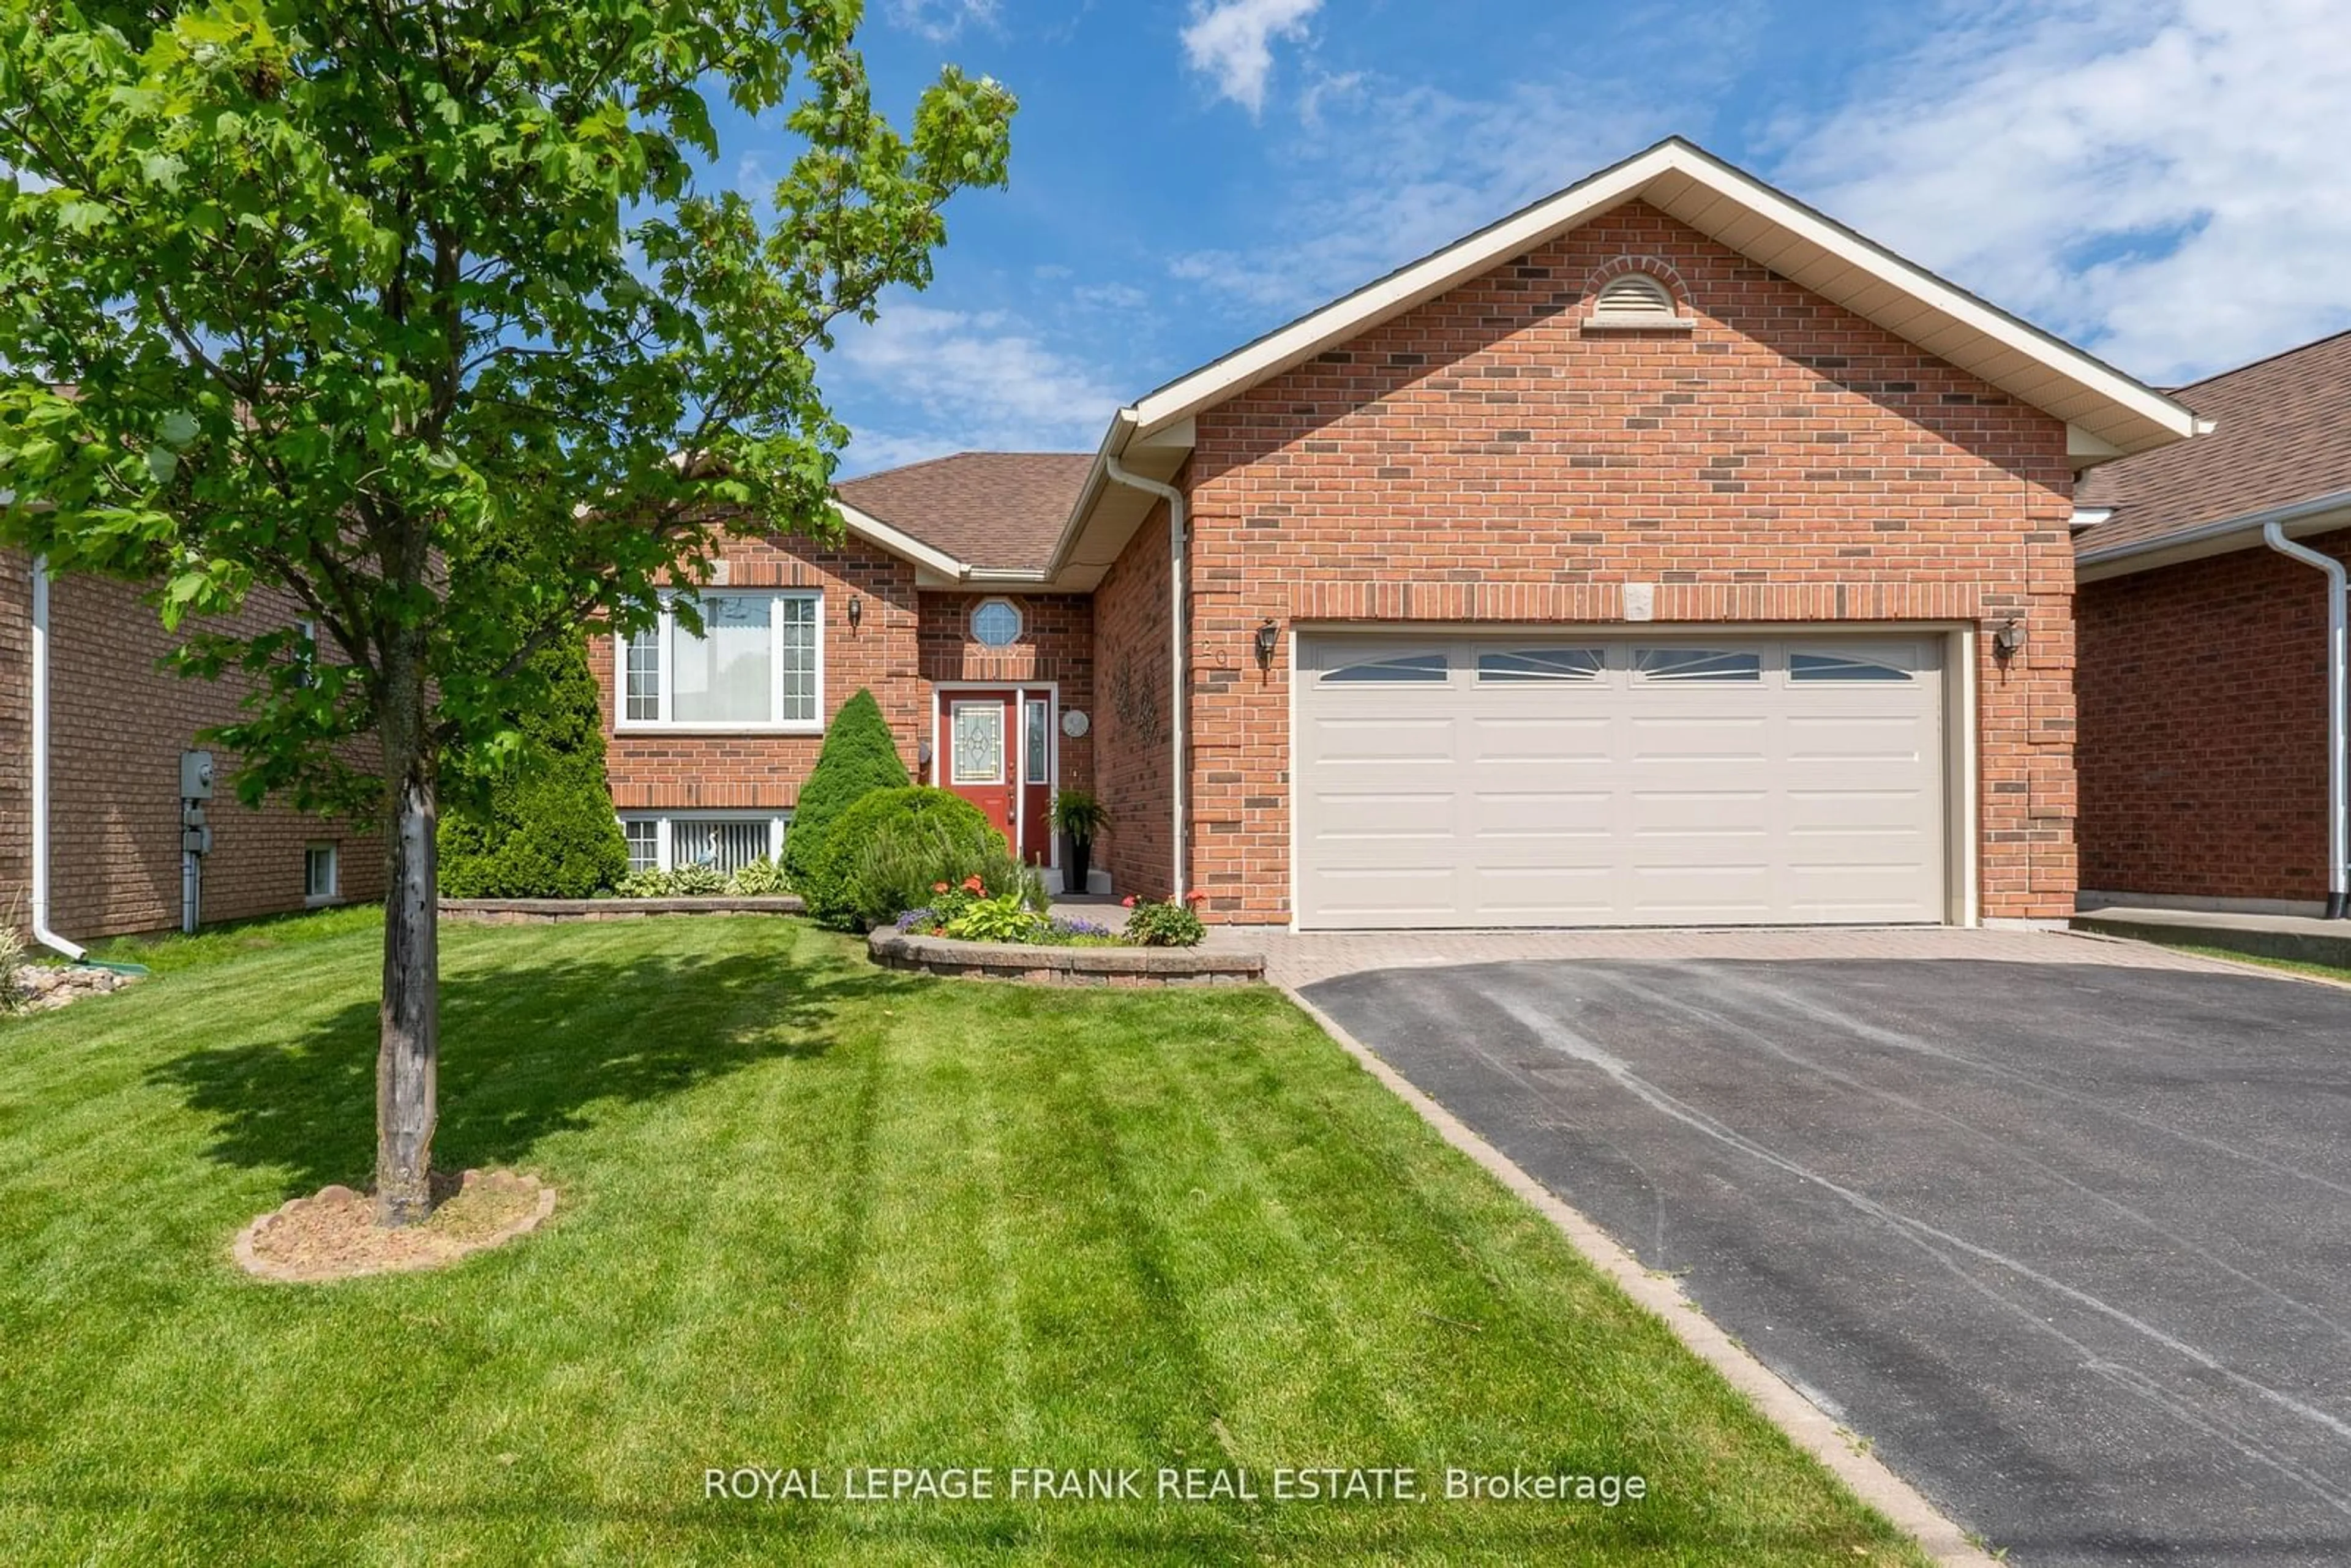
[[1124, 137, 2195, 461]]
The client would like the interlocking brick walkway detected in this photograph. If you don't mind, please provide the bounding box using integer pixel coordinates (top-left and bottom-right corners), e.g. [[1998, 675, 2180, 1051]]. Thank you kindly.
[[1201, 923, 2248, 992]]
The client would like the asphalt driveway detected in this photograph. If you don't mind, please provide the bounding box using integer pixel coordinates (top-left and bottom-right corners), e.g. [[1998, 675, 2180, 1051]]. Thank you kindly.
[[1302, 956, 2351, 1566]]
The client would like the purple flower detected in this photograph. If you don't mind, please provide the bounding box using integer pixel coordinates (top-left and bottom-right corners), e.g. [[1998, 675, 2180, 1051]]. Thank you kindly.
[[896, 907, 939, 932], [1048, 917, 1113, 939]]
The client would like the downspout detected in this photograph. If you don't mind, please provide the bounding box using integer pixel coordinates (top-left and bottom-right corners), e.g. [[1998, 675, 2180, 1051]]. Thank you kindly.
[[2264, 523, 2350, 918], [1101, 454, 1187, 901], [28, 556, 87, 959]]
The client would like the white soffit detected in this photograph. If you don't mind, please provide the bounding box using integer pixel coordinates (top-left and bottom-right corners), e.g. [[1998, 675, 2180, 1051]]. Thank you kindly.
[[1123, 138, 2195, 459]]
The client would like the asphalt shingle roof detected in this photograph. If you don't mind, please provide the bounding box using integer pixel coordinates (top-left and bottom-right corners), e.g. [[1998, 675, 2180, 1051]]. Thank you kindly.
[[2075, 330, 2351, 557], [834, 451, 1092, 573]]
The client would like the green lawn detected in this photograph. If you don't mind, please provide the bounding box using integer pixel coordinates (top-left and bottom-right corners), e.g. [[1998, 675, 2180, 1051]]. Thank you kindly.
[[0, 913, 1925, 1565], [2165, 941, 2351, 987]]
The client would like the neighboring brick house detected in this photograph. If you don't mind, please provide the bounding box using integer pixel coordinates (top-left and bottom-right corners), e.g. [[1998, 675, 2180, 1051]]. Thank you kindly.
[[2, 549, 381, 947], [2074, 331, 2351, 918], [593, 138, 2200, 928]]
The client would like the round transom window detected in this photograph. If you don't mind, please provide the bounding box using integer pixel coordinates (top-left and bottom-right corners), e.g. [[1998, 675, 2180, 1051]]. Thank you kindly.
[[970, 598, 1022, 648]]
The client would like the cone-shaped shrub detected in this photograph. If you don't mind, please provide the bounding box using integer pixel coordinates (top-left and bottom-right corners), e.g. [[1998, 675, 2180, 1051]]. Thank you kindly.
[[438, 634, 629, 898], [781, 688, 910, 890]]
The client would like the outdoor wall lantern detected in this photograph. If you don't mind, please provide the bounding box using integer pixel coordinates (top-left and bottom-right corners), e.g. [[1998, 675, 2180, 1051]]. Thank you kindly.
[[1253, 617, 1280, 669], [1993, 617, 2024, 661], [847, 595, 863, 632]]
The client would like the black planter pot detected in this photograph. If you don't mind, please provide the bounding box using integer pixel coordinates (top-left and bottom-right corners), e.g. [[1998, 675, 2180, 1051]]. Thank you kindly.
[[1063, 835, 1092, 895]]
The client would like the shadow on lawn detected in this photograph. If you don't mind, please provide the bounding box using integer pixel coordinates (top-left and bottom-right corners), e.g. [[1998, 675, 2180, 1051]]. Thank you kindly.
[[146, 937, 912, 1196]]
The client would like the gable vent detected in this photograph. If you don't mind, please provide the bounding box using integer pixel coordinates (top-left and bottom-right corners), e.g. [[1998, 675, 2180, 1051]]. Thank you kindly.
[[1593, 274, 1676, 317]]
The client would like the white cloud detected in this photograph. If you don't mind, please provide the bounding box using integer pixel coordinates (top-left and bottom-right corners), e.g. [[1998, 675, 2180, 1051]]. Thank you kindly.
[[1181, 0, 1322, 116], [1168, 78, 1674, 316], [830, 302, 1120, 473], [1775, 0, 2351, 384], [887, 0, 999, 43], [1071, 280, 1150, 312], [1296, 68, 1364, 129]]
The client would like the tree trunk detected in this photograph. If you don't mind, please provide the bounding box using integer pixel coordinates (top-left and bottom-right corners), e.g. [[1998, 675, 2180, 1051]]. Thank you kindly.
[[375, 637, 439, 1227]]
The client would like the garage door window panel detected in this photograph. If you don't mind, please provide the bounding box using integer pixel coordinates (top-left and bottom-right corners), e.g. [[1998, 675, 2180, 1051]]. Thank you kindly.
[[1634, 648, 1762, 683], [1319, 650, 1449, 685], [1478, 648, 1606, 683], [1791, 651, 1912, 683]]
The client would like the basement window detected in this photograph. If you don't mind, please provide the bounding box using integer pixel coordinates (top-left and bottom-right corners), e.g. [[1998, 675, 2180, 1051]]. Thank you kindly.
[[617, 813, 791, 875], [304, 844, 339, 905]]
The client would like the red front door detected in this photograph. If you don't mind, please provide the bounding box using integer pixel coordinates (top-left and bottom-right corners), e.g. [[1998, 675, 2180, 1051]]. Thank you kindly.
[[939, 688, 1056, 867], [943, 689, 1016, 845]]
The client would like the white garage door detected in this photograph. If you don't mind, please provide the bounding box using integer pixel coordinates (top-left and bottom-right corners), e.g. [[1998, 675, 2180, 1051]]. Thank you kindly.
[[1295, 632, 1948, 929]]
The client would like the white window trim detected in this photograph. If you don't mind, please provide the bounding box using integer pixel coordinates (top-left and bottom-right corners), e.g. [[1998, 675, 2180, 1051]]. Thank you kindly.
[[969, 595, 1024, 648], [614, 588, 825, 735], [304, 842, 339, 906], [616, 809, 793, 874]]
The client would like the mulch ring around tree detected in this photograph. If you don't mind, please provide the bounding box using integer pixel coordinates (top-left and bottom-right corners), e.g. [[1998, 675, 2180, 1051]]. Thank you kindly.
[[233, 1168, 557, 1283]]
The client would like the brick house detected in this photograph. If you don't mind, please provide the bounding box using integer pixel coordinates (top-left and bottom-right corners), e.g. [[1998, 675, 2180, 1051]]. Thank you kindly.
[[2, 549, 381, 949], [595, 138, 2200, 929], [2074, 330, 2351, 918]]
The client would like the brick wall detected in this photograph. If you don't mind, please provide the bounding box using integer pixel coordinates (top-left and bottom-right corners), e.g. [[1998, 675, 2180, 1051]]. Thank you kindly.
[[1090, 506, 1175, 899], [590, 535, 1100, 842], [2076, 535, 2348, 903], [917, 591, 1095, 801], [1167, 200, 2076, 924], [591, 533, 926, 811], [1, 549, 384, 940], [0, 555, 28, 928]]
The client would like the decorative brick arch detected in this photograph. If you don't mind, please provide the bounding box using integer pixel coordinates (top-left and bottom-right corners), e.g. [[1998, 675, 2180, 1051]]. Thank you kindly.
[[1580, 254, 1690, 313]]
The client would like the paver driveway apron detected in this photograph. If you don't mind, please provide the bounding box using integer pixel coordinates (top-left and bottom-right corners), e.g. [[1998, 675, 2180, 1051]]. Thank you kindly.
[[1301, 946, 2351, 1567]]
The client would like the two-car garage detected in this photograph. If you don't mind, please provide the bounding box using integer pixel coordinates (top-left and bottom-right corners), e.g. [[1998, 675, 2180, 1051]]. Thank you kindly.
[[1292, 631, 1956, 929]]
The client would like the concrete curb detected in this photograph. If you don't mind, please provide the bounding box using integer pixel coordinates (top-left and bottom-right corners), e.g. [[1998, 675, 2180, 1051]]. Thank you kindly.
[[870, 927, 1265, 986], [1283, 988, 1998, 1567], [2071, 912, 2351, 972]]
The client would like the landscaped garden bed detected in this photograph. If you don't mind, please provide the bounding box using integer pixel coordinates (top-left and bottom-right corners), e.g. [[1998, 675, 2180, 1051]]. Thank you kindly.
[[868, 924, 1262, 986], [870, 880, 1247, 985]]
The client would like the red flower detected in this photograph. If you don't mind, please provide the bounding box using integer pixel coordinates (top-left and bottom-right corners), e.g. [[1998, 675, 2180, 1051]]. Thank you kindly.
[[962, 875, 985, 893], [932, 881, 950, 894], [1185, 889, 1209, 903], [1121, 895, 1138, 909]]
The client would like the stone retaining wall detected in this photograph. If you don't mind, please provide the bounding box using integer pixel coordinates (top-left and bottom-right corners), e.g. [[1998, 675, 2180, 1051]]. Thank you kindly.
[[869, 928, 1263, 986], [441, 896, 804, 925]]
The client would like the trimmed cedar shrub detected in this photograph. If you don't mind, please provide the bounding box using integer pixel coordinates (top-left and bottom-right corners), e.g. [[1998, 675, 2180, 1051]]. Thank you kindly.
[[781, 688, 909, 891], [805, 786, 1011, 930], [438, 634, 629, 898]]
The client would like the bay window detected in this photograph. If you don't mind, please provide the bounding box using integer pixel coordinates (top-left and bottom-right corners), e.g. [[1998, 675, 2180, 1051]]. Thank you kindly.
[[618, 590, 822, 730]]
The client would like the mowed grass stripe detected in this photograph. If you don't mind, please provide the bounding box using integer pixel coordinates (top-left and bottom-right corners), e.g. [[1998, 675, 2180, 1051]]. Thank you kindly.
[[0, 913, 1928, 1565]]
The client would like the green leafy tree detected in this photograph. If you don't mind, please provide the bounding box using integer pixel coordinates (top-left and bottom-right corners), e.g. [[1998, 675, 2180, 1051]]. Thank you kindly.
[[780, 686, 907, 888], [0, 3, 1013, 1224], [437, 633, 628, 899]]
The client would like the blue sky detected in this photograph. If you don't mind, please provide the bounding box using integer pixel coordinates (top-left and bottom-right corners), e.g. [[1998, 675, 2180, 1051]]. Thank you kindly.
[[721, 1, 2351, 475]]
